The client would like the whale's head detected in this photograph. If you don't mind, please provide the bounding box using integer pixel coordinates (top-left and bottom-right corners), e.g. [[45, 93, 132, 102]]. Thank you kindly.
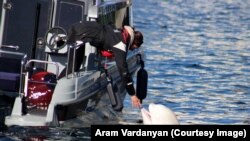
[[141, 103, 179, 125]]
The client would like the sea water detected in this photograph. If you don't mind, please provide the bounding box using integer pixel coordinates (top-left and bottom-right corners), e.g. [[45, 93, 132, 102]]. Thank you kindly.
[[1, 0, 250, 140]]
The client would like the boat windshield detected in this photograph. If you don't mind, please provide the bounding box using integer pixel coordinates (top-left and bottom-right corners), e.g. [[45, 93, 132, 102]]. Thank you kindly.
[[55, 1, 85, 31]]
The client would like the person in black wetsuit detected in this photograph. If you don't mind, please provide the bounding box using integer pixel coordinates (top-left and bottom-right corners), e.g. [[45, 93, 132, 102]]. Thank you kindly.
[[64, 21, 144, 108]]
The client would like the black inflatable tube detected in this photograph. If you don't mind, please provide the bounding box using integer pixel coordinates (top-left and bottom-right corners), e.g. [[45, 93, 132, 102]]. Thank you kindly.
[[106, 76, 123, 111]]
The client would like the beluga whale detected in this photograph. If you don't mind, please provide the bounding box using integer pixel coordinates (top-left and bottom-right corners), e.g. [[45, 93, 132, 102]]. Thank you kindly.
[[141, 103, 179, 125]]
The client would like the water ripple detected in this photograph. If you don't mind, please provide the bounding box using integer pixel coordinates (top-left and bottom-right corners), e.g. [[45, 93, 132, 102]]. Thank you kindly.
[[124, 0, 250, 125]]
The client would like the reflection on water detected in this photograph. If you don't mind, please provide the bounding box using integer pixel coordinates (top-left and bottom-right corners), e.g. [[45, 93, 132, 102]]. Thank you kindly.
[[1, 0, 250, 140]]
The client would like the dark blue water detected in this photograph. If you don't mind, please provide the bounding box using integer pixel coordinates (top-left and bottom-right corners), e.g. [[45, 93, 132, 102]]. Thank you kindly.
[[122, 0, 250, 124], [1, 0, 250, 140], [122, 0, 250, 125]]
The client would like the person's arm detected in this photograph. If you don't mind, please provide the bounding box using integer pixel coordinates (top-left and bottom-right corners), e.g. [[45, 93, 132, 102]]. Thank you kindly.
[[112, 46, 141, 108], [112, 47, 135, 95]]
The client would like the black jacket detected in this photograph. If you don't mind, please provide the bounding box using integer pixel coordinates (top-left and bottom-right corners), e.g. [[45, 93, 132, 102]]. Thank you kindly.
[[67, 21, 135, 95]]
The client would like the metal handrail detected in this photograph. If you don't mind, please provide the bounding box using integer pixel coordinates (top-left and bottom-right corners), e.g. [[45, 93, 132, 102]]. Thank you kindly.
[[25, 59, 60, 79], [66, 43, 84, 78], [0, 45, 19, 50]]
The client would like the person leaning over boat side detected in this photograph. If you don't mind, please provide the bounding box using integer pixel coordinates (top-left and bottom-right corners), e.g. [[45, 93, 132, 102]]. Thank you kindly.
[[66, 21, 144, 108]]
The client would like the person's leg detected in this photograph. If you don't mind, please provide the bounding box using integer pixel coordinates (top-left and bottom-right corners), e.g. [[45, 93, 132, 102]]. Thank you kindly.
[[75, 45, 85, 71]]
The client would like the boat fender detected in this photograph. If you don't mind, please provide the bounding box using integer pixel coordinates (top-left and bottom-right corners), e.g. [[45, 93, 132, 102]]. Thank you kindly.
[[106, 75, 123, 111], [136, 60, 148, 101]]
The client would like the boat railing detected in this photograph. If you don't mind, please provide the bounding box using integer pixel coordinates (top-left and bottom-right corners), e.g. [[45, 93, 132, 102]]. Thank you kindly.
[[25, 59, 60, 79], [64, 42, 97, 79], [65, 45, 78, 79]]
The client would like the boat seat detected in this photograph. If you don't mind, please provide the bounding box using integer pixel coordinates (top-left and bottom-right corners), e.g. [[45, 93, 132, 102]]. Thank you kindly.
[[0, 72, 20, 92], [0, 53, 26, 92]]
